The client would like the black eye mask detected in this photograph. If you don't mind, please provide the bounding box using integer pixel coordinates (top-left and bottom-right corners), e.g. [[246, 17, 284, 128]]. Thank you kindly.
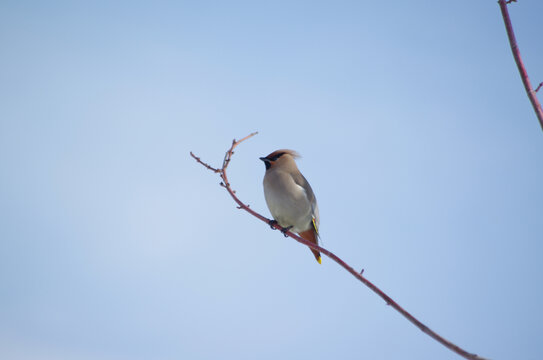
[[270, 152, 285, 161]]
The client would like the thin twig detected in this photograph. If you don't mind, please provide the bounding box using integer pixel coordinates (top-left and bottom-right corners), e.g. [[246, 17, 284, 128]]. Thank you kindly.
[[190, 133, 488, 360], [498, 0, 543, 131], [189, 151, 221, 173]]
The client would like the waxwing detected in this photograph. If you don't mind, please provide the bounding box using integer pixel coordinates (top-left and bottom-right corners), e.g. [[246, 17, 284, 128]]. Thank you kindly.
[[260, 150, 321, 263]]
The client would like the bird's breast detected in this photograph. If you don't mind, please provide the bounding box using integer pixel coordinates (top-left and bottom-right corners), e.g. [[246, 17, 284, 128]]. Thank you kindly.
[[263, 171, 312, 232]]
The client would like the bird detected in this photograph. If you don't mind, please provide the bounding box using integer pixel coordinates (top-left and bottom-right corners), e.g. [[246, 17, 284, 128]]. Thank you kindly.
[[260, 149, 321, 264]]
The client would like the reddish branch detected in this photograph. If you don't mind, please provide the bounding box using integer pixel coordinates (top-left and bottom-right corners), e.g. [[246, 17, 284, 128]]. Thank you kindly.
[[498, 0, 543, 131], [190, 133, 488, 360]]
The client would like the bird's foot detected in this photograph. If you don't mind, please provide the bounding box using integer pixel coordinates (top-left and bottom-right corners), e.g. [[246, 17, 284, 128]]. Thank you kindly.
[[268, 219, 278, 229], [280, 226, 293, 237]]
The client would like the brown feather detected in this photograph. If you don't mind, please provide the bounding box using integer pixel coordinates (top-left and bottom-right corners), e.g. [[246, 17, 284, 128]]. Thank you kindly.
[[298, 228, 321, 263], [265, 149, 300, 159]]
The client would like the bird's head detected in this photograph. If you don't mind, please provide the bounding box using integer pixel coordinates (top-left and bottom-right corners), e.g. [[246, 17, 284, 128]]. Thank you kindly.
[[259, 149, 300, 171]]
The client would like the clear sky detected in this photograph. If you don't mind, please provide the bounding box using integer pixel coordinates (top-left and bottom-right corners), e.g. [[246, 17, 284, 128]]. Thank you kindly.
[[1, 1, 542, 360]]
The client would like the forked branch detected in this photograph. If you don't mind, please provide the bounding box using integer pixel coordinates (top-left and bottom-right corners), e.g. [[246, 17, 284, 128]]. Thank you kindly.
[[498, 0, 543, 131], [191, 133, 488, 360]]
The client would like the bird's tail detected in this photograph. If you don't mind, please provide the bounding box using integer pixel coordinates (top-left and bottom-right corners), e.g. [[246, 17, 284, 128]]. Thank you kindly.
[[298, 228, 321, 264]]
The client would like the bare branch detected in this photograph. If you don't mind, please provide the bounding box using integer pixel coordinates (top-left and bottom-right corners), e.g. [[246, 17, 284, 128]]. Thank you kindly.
[[189, 151, 221, 173], [498, 0, 543, 131], [191, 133, 489, 360]]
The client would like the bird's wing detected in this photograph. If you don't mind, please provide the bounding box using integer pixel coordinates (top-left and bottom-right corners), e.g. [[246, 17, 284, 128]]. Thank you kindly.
[[291, 172, 319, 232], [291, 172, 316, 205]]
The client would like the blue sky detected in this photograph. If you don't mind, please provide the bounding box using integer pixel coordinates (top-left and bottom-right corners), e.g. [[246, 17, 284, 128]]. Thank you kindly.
[[1, 1, 542, 359]]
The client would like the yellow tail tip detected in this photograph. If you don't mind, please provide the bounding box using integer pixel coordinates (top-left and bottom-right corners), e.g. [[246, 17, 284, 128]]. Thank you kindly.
[[317, 256, 322, 264]]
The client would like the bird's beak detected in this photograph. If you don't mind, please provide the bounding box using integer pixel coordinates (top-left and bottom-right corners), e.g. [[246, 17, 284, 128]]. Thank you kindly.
[[259, 157, 268, 162]]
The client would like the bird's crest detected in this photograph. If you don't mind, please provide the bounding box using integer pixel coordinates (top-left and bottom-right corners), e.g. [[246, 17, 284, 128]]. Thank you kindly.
[[265, 149, 300, 160]]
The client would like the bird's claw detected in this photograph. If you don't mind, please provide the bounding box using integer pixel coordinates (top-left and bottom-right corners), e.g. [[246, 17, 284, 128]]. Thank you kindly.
[[268, 220, 292, 237], [268, 219, 278, 229], [280, 226, 293, 237]]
